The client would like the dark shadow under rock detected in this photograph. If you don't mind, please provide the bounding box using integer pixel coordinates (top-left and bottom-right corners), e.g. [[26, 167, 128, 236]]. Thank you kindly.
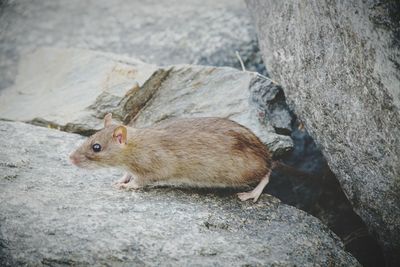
[[267, 118, 385, 267]]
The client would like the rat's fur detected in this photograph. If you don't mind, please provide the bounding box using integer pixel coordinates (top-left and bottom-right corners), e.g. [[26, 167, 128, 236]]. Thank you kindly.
[[70, 115, 272, 202]]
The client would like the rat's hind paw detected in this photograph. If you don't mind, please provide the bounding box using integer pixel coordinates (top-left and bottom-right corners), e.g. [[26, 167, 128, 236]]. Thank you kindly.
[[237, 173, 269, 203], [237, 191, 261, 203]]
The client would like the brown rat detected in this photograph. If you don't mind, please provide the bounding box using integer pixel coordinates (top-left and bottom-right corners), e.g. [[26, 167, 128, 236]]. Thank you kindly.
[[70, 113, 272, 202]]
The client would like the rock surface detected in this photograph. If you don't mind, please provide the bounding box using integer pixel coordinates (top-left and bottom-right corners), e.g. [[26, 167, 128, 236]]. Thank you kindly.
[[0, 48, 293, 155], [0, 0, 265, 91], [0, 48, 158, 134], [0, 121, 360, 266], [246, 0, 400, 264], [128, 64, 292, 154]]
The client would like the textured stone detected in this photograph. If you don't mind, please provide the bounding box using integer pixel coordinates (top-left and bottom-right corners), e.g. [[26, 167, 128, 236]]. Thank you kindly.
[[0, 0, 265, 91], [0, 48, 158, 135], [269, 123, 385, 267], [0, 48, 293, 155], [246, 0, 400, 264], [0, 121, 360, 266], [128, 64, 293, 155]]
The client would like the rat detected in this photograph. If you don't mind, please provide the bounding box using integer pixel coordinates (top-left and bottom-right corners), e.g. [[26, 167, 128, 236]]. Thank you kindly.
[[70, 113, 273, 202]]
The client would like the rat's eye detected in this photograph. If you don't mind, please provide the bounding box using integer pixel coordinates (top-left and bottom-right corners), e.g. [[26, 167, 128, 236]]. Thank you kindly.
[[92, 143, 102, 152]]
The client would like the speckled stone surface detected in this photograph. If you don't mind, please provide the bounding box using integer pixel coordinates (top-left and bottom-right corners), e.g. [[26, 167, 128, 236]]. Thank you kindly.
[[0, 121, 359, 266]]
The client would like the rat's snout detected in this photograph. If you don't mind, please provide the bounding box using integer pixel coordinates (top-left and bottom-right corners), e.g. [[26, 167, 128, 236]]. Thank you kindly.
[[69, 153, 80, 166]]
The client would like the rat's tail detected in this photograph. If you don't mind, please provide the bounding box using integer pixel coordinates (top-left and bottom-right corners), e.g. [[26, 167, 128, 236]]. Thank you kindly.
[[271, 161, 318, 179]]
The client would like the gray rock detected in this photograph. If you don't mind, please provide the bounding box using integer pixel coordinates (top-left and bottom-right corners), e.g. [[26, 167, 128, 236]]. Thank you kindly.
[[0, 48, 293, 155], [0, 121, 360, 266], [0, 48, 158, 134], [246, 0, 400, 264], [128, 64, 293, 155], [250, 81, 292, 134], [0, 0, 265, 91]]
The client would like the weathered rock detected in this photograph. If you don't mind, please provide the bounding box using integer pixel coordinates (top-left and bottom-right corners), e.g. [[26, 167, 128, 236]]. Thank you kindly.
[[269, 121, 385, 267], [246, 0, 400, 264], [0, 48, 158, 135], [0, 0, 265, 91], [0, 121, 360, 266], [128, 64, 292, 154], [0, 48, 293, 155], [250, 81, 292, 135]]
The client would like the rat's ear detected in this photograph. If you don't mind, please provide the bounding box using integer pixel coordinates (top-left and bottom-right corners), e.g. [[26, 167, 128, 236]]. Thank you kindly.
[[104, 113, 112, 128], [113, 125, 127, 145]]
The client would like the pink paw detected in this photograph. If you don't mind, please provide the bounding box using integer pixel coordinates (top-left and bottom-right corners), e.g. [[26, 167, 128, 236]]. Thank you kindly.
[[113, 182, 127, 190], [237, 191, 260, 202], [114, 182, 142, 190]]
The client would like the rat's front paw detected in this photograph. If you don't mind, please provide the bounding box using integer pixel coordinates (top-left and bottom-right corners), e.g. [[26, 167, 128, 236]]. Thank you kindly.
[[115, 181, 142, 190], [114, 173, 132, 185], [113, 182, 128, 190]]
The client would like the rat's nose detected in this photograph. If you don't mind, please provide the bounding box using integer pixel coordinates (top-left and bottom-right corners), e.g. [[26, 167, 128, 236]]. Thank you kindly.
[[69, 153, 79, 165]]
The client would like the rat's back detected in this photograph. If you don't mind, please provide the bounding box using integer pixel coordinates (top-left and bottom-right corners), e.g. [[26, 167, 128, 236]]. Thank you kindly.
[[127, 117, 272, 187]]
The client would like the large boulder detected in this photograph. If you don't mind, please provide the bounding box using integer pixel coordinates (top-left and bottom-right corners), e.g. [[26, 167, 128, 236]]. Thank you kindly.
[[0, 48, 293, 155], [0, 0, 264, 90], [0, 121, 360, 266], [246, 0, 400, 264]]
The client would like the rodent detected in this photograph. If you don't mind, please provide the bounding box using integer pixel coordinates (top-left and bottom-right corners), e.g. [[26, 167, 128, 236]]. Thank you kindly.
[[70, 113, 273, 202]]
